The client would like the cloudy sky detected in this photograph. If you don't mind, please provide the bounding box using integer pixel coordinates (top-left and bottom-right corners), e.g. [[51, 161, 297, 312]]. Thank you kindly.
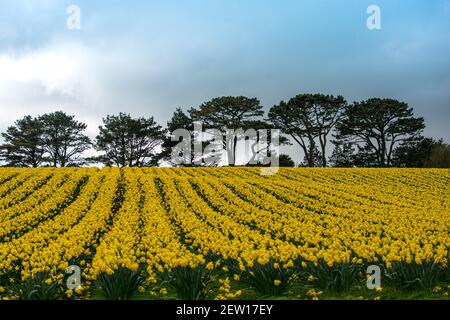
[[0, 0, 449, 162]]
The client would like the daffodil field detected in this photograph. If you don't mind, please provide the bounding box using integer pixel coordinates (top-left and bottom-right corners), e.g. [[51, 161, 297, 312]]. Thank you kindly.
[[0, 167, 449, 300]]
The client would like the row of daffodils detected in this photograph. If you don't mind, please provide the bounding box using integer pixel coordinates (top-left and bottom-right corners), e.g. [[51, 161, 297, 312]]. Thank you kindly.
[[0, 167, 448, 299]]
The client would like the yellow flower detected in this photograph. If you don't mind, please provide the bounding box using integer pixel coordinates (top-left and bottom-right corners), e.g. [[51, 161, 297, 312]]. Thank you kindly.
[[0, 167, 447, 300], [432, 286, 442, 293], [66, 290, 73, 298], [75, 286, 84, 294], [130, 262, 139, 271], [160, 288, 168, 295], [273, 280, 281, 286], [306, 289, 322, 297]]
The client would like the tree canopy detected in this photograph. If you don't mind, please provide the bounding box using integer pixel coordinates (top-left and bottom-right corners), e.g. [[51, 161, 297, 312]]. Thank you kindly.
[[1, 112, 90, 167], [328, 142, 356, 168], [0, 95, 446, 169], [158, 108, 199, 166], [0, 116, 45, 168], [95, 113, 166, 167], [269, 94, 346, 167], [392, 137, 450, 168], [40, 111, 91, 167], [335, 98, 425, 167], [189, 96, 266, 165]]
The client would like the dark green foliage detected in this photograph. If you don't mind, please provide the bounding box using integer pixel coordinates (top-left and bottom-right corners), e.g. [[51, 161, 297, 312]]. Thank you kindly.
[[278, 154, 295, 167], [96, 267, 145, 300], [229, 260, 296, 296], [351, 143, 380, 167], [158, 266, 220, 300], [269, 94, 346, 167], [1, 112, 90, 168], [159, 108, 195, 166], [1, 95, 444, 169], [189, 96, 264, 130], [392, 137, 437, 167], [0, 116, 45, 167], [95, 113, 166, 167], [40, 111, 91, 167], [329, 142, 355, 167], [299, 144, 323, 167], [308, 261, 361, 293], [385, 261, 442, 292], [336, 98, 425, 167], [426, 142, 450, 168], [391, 136, 450, 168], [14, 273, 62, 300], [189, 96, 266, 166]]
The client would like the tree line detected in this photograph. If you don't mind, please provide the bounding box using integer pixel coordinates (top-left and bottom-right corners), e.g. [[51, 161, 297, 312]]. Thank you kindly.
[[1, 94, 449, 168]]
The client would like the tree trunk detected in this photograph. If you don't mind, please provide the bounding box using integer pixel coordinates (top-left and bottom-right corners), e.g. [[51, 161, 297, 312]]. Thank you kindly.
[[226, 135, 237, 166], [380, 130, 386, 167], [308, 142, 315, 167], [319, 136, 327, 167]]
